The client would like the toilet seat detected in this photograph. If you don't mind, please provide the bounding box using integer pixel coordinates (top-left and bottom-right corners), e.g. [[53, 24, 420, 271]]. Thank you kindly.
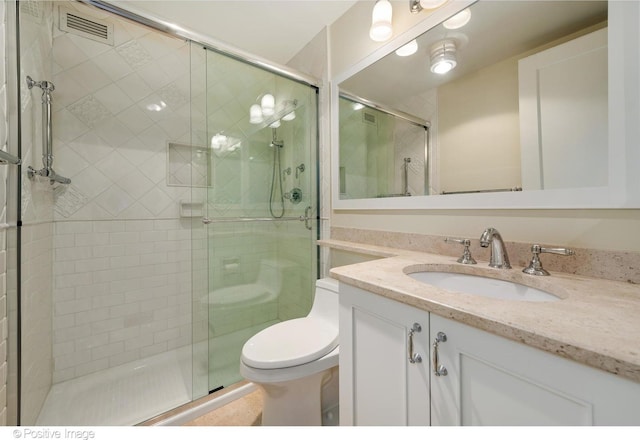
[[241, 317, 338, 369]]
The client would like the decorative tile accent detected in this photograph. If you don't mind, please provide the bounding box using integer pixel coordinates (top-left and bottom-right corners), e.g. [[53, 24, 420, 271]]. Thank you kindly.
[[115, 39, 153, 70], [67, 95, 111, 128], [54, 184, 89, 218], [157, 82, 189, 109]]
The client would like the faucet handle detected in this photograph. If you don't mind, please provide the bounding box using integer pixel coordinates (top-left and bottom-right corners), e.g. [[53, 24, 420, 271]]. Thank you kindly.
[[523, 244, 575, 276], [444, 237, 477, 265]]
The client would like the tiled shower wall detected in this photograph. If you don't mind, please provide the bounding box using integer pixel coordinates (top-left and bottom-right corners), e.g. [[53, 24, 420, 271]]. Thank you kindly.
[[48, 1, 193, 381]]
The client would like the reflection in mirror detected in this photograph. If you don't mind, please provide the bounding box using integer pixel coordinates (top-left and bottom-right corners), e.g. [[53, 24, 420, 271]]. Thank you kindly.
[[339, 0, 608, 199], [338, 94, 429, 199]]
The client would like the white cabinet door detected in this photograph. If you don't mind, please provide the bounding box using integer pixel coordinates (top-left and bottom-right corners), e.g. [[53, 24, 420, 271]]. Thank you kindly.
[[339, 283, 430, 426], [430, 314, 640, 426]]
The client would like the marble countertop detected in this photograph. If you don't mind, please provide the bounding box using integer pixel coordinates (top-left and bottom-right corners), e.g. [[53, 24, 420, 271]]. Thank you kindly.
[[323, 239, 640, 383]]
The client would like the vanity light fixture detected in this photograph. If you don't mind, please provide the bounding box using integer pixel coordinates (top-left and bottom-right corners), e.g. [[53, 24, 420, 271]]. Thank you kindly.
[[430, 40, 457, 74], [395, 39, 418, 57], [261, 93, 275, 116], [370, 0, 393, 42], [443, 8, 471, 29], [249, 104, 263, 124], [410, 0, 450, 14]]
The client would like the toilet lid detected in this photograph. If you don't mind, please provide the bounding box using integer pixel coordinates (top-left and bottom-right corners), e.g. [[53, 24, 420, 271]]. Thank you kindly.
[[241, 317, 338, 369]]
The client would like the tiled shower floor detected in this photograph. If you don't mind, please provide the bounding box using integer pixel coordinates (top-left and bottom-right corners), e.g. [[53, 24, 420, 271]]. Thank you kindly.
[[36, 346, 193, 426], [35, 321, 277, 426]]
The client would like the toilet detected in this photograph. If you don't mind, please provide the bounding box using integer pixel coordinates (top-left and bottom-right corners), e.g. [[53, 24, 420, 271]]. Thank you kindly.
[[239, 277, 340, 426], [202, 259, 296, 335]]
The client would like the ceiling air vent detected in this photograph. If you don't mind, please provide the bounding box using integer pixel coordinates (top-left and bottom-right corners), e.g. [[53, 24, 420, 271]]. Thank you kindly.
[[362, 111, 377, 126], [59, 7, 114, 46]]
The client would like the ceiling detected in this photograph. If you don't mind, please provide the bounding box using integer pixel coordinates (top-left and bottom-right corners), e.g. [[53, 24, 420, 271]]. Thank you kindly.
[[109, 0, 358, 65], [341, 0, 608, 107]]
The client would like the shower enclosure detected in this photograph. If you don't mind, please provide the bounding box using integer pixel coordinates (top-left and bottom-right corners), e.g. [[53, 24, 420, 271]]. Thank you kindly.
[[189, 41, 318, 400], [338, 94, 429, 199], [8, 0, 318, 425]]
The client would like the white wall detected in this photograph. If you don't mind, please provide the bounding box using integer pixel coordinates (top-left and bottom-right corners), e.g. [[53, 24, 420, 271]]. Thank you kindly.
[[329, 1, 640, 253], [438, 57, 521, 194]]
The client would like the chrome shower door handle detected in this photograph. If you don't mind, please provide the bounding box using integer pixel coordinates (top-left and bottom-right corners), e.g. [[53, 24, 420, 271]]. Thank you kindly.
[[408, 323, 422, 364], [432, 331, 448, 376], [298, 206, 312, 230]]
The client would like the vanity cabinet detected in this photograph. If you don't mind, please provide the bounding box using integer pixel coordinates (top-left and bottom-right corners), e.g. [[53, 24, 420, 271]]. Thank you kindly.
[[430, 314, 640, 425], [339, 283, 430, 425], [340, 283, 640, 426]]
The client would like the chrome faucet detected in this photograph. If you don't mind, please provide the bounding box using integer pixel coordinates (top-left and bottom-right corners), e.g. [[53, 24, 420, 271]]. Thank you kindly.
[[479, 227, 511, 269]]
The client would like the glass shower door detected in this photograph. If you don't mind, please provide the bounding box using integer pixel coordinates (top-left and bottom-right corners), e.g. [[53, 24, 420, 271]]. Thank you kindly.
[[191, 44, 318, 397]]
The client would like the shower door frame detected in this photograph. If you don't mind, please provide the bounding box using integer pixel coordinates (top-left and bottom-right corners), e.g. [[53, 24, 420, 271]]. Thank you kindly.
[[195, 47, 321, 393], [6, 0, 23, 426]]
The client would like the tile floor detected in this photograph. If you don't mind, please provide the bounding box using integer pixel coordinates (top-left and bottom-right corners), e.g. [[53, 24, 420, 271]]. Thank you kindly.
[[183, 389, 263, 426]]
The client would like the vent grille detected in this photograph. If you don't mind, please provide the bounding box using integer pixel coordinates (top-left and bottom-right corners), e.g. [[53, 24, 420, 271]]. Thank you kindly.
[[59, 7, 114, 45], [362, 111, 377, 125]]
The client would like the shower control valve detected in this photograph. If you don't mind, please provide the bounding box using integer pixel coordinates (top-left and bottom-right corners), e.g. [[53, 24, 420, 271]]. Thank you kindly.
[[284, 188, 303, 204]]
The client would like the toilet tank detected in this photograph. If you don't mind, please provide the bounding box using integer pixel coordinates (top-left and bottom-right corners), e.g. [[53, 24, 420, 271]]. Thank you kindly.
[[308, 277, 339, 323]]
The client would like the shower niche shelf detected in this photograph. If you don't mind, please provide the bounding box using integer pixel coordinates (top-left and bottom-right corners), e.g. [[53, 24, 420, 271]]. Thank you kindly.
[[167, 142, 210, 187]]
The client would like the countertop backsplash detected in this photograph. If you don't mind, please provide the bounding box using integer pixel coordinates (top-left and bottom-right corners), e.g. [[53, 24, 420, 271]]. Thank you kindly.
[[330, 227, 640, 285]]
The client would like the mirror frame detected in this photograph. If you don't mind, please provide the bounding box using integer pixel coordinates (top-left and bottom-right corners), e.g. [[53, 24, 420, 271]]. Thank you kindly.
[[331, 0, 640, 210]]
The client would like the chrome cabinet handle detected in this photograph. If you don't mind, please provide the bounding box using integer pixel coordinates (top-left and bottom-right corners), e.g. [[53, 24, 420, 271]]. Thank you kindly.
[[432, 332, 448, 376], [408, 323, 422, 364], [202, 217, 212, 224]]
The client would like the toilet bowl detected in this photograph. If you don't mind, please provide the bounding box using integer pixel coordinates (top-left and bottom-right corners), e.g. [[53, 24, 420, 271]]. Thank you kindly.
[[202, 259, 296, 335], [239, 277, 340, 426]]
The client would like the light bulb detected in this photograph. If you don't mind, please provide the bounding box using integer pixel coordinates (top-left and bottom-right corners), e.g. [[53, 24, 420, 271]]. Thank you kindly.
[[431, 60, 456, 74], [261, 93, 275, 116], [270, 120, 281, 128], [250, 104, 263, 124], [430, 40, 457, 75], [369, 0, 393, 42], [443, 8, 471, 29], [282, 111, 296, 121], [395, 39, 418, 57]]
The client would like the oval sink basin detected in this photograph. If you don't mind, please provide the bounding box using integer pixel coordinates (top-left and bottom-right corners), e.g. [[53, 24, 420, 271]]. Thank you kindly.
[[408, 271, 560, 302]]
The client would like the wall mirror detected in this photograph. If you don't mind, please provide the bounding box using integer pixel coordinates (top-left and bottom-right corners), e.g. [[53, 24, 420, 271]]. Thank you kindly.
[[332, 0, 640, 209]]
